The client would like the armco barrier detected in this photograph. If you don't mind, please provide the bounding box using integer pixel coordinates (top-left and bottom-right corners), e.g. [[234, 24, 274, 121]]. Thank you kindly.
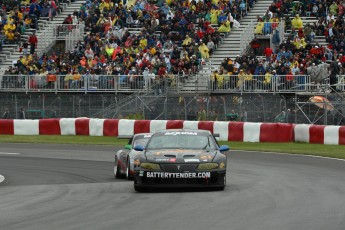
[[0, 118, 343, 145]]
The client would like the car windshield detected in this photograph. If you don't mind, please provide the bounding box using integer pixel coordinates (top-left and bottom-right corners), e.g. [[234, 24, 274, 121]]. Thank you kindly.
[[146, 133, 217, 150], [133, 138, 150, 147]]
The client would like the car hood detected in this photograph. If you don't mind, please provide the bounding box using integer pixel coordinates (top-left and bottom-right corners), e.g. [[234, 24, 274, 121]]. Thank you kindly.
[[145, 149, 217, 164]]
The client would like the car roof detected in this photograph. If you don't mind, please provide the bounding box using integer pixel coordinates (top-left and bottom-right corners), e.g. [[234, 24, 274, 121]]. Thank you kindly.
[[117, 133, 152, 139], [134, 133, 152, 137], [155, 129, 212, 134]]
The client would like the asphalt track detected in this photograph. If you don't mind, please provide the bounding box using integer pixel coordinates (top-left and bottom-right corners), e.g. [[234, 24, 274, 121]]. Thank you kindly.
[[1, 143, 345, 230]]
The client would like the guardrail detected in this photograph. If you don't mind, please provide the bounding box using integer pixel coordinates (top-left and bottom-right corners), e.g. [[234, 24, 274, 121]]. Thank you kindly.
[[0, 74, 344, 94]]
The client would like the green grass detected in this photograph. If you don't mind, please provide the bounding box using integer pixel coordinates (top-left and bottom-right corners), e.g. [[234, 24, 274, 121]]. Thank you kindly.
[[0, 135, 344, 159], [219, 142, 345, 159], [0, 135, 128, 146]]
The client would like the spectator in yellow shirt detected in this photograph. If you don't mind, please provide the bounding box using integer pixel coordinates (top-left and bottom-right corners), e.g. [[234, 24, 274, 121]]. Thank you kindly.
[[237, 69, 246, 89]]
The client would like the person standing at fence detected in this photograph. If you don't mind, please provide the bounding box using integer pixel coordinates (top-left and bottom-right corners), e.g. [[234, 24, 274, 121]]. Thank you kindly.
[[28, 32, 38, 55], [241, 108, 247, 122], [329, 60, 340, 92], [2, 109, 10, 119], [18, 108, 25, 119], [197, 107, 206, 121], [226, 109, 239, 121]]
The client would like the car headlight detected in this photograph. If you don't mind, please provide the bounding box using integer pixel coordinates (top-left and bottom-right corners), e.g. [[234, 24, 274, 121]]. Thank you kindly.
[[140, 163, 161, 170], [197, 163, 219, 170]]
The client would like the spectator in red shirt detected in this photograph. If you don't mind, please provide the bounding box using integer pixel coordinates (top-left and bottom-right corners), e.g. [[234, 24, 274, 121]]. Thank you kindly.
[[339, 54, 345, 64], [263, 46, 273, 62], [28, 32, 38, 55], [285, 68, 294, 89], [309, 45, 320, 56]]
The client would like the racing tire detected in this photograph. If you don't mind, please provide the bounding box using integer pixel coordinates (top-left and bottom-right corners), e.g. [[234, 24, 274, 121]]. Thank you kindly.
[[216, 174, 226, 191], [126, 158, 133, 180], [134, 176, 147, 192], [114, 160, 123, 179], [134, 185, 148, 192]]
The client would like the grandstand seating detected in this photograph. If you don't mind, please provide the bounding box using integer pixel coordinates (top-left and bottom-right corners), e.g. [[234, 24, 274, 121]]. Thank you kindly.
[[0, 0, 85, 68], [207, 0, 345, 93], [184, 0, 275, 91], [0, 2, 258, 90], [3, 0, 342, 95]]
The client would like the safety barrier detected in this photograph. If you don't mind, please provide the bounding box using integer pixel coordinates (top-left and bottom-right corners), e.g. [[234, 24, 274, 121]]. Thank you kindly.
[[294, 124, 345, 145], [1, 118, 344, 145]]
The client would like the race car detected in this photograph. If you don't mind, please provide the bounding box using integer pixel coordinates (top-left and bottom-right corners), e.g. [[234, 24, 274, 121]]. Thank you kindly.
[[114, 133, 152, 180], [133, 129, 229, 192]]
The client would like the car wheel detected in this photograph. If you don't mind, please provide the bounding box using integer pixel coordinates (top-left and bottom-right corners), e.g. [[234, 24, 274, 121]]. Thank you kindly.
[[114, 160, 122, 179], [216, 175, 226, 191], [134, 185, 147, 192], [126, 158, 133, 180]]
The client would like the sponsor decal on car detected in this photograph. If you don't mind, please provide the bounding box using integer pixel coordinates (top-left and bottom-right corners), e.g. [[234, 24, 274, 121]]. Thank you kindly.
[[146, 172, 211, 179], [184, 158, 200, 163], [155, 158, 177, 162], [164, 131, 198, 136]]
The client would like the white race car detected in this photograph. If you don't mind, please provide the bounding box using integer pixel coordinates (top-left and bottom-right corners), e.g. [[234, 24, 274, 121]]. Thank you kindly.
[[114, 133, 152, 180]]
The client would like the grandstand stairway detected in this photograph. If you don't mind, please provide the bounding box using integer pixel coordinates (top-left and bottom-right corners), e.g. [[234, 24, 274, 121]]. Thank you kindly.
[[182, 0, 275, 92], [0, 0, 86, 70], [92, 81, 168, 119]]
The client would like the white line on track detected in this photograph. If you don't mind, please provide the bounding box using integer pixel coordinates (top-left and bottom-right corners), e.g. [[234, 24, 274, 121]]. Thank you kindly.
[[0, 152, 21, 155], [234, 150, 345, 162], [0, 174, 4, 184]]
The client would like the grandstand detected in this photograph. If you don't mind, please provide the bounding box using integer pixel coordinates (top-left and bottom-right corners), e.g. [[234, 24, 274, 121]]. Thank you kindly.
[[0, 0, 344, 125]]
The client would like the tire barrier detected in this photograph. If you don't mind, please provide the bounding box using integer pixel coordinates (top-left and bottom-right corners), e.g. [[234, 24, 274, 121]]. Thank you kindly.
[[0, 119, 344, 145], [294, 124, 345, 145]]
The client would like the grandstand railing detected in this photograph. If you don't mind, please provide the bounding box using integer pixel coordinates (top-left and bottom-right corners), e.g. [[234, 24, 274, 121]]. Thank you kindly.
[[240, 19, 256, 55], [0, 74, 344, 94], [37, 23, 85, 56]]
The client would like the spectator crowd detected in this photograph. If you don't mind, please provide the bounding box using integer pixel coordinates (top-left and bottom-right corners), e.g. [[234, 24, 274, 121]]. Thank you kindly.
[[0, 0, 66, 46], [211, 0, 345, 92], [1, 0, 252, 91]]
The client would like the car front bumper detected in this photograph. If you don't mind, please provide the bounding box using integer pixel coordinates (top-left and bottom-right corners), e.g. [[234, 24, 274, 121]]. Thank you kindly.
[[134, 170, 226, 188]]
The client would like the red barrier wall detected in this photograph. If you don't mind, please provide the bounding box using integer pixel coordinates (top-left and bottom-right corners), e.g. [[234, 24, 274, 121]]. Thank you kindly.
[[75, 118, 90, 135], [103, 119, 119, 136], [228, 122, 244, 141], [166, 120, 184, 129], [260, 123, 294, 142], [310, 125, 325, 144], [0, 119, 14, 135], [198, 121, 214, 134], [134, 120, 151, 134], [339, 126, 345, 145], [39, 119, 61, 135]]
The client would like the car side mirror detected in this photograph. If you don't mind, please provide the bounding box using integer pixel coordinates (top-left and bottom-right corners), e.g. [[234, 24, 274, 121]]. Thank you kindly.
[[219, 145, 230, 152], [134, 145, 145, 151], [124, 144, 132, 150]]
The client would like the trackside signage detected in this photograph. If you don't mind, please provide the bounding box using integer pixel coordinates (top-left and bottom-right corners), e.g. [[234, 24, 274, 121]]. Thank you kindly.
[[145, 172, 211, 179]]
